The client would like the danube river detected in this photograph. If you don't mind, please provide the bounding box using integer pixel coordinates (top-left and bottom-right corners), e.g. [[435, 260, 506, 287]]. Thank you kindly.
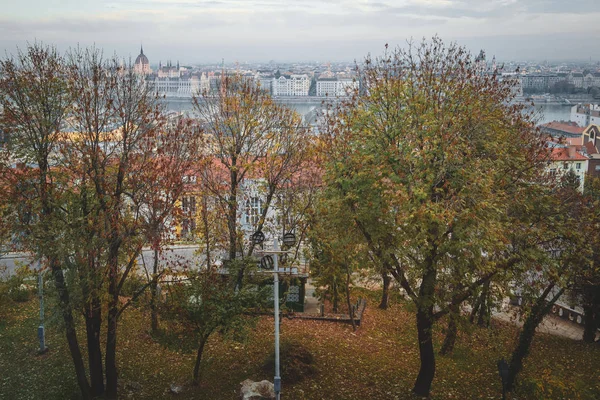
[[163, 98, 572, 126]]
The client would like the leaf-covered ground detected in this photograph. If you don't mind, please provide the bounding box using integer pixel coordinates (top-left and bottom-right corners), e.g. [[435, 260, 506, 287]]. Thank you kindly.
[[1, 289, 598, 399]]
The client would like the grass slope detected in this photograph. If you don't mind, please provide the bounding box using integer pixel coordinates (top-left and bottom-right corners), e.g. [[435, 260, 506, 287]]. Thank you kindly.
[[0, 289, 598, 399]]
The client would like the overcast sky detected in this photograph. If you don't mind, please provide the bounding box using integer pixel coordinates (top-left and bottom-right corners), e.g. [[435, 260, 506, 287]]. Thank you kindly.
[[1, 0, 599, 64]]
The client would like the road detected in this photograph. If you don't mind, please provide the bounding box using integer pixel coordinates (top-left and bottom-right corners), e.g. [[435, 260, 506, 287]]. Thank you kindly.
[[0, 245, 203, 278]]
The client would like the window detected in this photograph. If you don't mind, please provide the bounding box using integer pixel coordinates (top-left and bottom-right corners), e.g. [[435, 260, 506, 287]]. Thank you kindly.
[[245, 197, 263, 227], [182, 196, 196, 214], [564, 162, 569, 170], [549, 168, 556, 176], [576, 163, 581, 170]]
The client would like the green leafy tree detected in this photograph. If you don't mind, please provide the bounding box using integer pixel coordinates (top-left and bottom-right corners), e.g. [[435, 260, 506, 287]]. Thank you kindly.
[[505, 177, 589, 391], [162, 266, 269, 384], [320, 37, 547, 397]]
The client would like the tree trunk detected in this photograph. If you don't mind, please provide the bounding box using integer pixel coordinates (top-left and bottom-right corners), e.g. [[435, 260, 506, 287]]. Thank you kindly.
[[413, 306, 435, 397], [85, 296, 104, 397], [105, 297, 118, 399], [379, 271, 391, 310], [229, 170, 238, 262], [202, 197, 211, 270], [469, 290, 482, 324], [477, 281, 491, 328], [52, 263, 91, 399], [506, 284, 562, 391], [346, 266, 356, 331], [105, 245, 120, 399], [332, 280, 338, 313], [151, 247, 159, 333], [582, 303, 598, 343], [440, 303, 459, 356], [412, 266, 437, 397], [193, 337, 208, 385]]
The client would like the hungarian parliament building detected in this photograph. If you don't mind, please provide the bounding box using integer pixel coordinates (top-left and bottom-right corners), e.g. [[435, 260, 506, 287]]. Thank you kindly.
[[134, 47, 358, 98]]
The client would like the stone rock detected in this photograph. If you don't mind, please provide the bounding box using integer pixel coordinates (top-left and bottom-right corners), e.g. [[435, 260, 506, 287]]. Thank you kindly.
[[239, 379, 275, 399], [169, 383, 184, 394]]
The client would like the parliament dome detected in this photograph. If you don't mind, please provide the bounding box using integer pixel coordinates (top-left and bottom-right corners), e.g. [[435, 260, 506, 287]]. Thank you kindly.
[[135, 46, 149, 66]]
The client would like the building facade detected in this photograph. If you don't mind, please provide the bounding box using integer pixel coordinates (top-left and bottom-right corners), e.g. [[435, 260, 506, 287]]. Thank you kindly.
[[316, 78, 358, 97], [134, 46, 152, 75], [272, 75, 310, 96], [547, 146, 588, 192], [571, 104, 600, 127]]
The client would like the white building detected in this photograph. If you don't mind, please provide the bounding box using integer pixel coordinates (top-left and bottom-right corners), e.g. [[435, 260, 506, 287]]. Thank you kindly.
[[272, 75, 310, 97], [316, 78, 358, 97], [571, 104, 600, 127], [157, 61, 181, 78], [547, 145, 588, 192], [149, 73, 210, 97]]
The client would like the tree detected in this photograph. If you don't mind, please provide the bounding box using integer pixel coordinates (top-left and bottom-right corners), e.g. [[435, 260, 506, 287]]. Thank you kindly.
[[63, 48, 199, 398], [320, 38, 547, 397], [0, 43, 92, 398], [573, 175, 600, 343], [162, 268, 269, 384], [1, 44, 201, 398], [308, 191, 365, 330], [505, 174, 589, 391], [192, 74, 310, 286]]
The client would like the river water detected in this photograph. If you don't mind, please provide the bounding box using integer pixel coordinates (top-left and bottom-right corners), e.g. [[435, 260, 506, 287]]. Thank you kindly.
[[163, 98, 572, 126]]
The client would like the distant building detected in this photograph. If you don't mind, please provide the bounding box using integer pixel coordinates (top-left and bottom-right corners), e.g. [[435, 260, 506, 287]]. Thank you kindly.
[[547, 145, 588, 192], [254, 74, 274, 94], [149, 73, 210, 97], [581, 124, 600, 177], [540, 121, 585, 138], [157, 60, 181, 78], [521, 74, 556, 91], [316, 78, 358, 97], [571, 104, 600, 127], [272, 74, 310, 96], [134, 46, 152, 75]]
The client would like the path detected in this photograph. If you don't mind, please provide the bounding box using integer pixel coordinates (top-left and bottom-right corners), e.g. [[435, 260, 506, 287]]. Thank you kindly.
[[303, 279, 320, 314]]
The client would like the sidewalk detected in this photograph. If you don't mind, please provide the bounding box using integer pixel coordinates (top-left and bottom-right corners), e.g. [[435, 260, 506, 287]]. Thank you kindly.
[[493, 306, 586, 341], [303, 279, 320, 314]]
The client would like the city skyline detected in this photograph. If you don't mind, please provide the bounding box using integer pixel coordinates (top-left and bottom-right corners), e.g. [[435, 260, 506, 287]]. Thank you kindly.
[[1, 0, 600, 63]]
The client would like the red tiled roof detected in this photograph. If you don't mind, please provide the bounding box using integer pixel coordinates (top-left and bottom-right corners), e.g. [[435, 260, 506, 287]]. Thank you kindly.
[[550, 148, 588, 161], [564, 137, 583, 146], [585, 141, 599, 155], [541, 122, 585, 135]]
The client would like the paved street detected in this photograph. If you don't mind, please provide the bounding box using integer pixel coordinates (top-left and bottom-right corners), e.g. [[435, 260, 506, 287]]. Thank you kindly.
[[0, 245, 203, 278], [493, 305, 589, 341]]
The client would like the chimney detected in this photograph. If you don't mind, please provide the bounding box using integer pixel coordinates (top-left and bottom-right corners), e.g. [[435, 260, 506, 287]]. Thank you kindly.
[[568, 146, 576, 158]]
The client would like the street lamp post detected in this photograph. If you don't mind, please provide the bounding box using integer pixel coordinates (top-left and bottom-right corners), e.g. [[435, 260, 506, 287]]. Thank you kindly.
[[37, 259, 48, 354], [273, 238, 281, 400], [254, 231, 296, 400]]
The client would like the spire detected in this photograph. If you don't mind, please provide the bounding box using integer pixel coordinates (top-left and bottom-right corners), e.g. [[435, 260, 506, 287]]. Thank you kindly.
[[140, 44, 144, 55]]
